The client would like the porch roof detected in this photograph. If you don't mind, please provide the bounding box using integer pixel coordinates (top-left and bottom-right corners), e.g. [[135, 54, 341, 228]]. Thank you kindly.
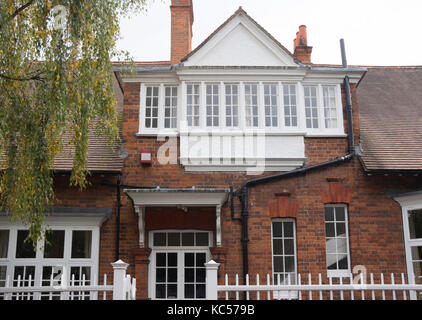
[[124, 187, 230, 207]]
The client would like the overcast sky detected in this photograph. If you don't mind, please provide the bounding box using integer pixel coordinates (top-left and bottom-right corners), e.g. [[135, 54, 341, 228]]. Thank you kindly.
[[116, 0, 422, 66]]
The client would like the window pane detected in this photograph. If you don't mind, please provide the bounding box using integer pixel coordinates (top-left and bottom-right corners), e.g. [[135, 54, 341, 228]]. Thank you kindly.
[[185, 268, 194, 282], [182, 233, 194, 246], [0, 230, 9, 258], [168, 268, 177, 282], [156, 284, 165, 298], [44, 230, 65, 259], [156, 253, 166, 267], [185, 253, 194, 267], [196, 268, 205, 282], [409, 209, 422, 239], [196, 233, 208, 246], [168, 233, 180, 246], [196, 284, 205, 298], [184, 284, 194, 298], [338, 256, 349, 270], [274, 256, 284, 272], [168, 284, 177, 298], [154, 233, 166, 246], [284, 239, 294, 255], [324, 207, 335, 221], [283, 222, 294, 238], [156, 268, 166, 283], [16, 230, 36, 259], [196, 253, 206, 267], [168, 253, 177, 267], [71, 231, 92, 259], [336, 223, 346, 237], [326, 255, 338, 270], [285, 256, 295, 272], [335, 206, 346, 221], [272, 222, 283, 237], [273, 239, 283, 255], [325, 223, 335, 238]]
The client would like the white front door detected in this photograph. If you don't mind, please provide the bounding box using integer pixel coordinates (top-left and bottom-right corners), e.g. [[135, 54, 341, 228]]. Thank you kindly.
[[148, 230, 212, 300]]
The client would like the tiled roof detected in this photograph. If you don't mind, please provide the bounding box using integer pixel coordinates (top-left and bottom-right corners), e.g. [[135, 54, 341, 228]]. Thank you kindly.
[[53, 72, 124, 173], [1, 72, 124, 174], [358, 66, 422, 172]]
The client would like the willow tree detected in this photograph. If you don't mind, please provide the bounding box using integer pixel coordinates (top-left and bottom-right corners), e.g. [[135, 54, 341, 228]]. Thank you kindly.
[[0, 0, 146, 244]]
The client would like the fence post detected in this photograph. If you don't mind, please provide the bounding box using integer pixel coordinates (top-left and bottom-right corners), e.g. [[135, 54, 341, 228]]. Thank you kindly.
[[205, 260, 220, 300], [111, 259, 129, 300]]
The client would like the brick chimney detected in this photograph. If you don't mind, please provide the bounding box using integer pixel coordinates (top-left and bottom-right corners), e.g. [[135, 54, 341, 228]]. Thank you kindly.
[[293, 25, 313, 64], [170, 0, 194, 64]]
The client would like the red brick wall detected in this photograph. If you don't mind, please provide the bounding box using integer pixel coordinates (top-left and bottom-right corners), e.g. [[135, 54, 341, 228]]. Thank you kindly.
[[117, 79, 422, 300]]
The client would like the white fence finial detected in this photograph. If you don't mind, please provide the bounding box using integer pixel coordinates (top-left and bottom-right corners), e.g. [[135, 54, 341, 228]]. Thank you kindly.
[[111, 260, 130, 300], [205, 260, 220, 300]]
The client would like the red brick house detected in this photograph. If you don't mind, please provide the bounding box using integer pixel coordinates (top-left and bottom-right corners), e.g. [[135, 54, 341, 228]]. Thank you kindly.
[[1, 0, 421, 300]]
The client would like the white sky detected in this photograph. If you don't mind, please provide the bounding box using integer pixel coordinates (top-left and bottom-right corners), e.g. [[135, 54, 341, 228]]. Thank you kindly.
[[117, 0, 422, 66]]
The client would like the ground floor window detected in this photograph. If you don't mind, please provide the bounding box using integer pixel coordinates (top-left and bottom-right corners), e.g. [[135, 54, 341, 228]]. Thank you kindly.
[[324, 204, 351, 277], [271, 219, 297, 285], [148, 230, 212, 300], [0, 219, 100, 300]]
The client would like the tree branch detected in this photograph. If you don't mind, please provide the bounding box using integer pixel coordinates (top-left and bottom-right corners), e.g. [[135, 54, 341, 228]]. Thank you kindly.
[[9, 0, 36, 20], [0, 70, 45, 82]]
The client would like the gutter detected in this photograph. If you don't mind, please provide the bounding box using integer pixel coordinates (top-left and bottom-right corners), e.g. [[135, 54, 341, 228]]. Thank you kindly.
[[232, 39, 358, 287]]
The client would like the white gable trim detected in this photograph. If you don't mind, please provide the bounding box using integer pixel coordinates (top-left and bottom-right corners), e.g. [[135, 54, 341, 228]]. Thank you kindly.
[[184, 12, 297, 67]]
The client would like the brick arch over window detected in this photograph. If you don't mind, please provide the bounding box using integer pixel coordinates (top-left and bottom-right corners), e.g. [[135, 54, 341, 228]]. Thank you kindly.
[[268, 192, 298, 219], [321, 179, 352, 204]]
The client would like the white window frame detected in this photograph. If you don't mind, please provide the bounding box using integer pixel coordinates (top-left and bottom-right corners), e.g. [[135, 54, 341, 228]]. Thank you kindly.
[[185, 83, 201, 128], [205, 83, 220, 128], [263, 82, 279, 130], [164, 85, 178, 129], [394, 193, 422, 300], [0, 217, 100, 300], [324, 204, 352, 278], [281, 83, 299, 130], [271, 218, 298, 299], [224, 83, 240, 129], [148, 230, 213, 300], [244, 82, 259, 129], [139, 83, 180, 135]]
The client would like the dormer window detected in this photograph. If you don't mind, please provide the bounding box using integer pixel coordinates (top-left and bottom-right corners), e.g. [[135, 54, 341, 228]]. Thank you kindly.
[[138, 82, 344, 136]]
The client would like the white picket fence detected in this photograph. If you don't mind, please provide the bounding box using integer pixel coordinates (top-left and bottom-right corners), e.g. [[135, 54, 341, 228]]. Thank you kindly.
[[205, 260, 422, 300], [0, 260, 136, 301]]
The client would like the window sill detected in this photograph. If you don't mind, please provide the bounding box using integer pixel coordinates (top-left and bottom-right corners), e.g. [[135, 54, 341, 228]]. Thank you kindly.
[[327, 270, 352, 278]]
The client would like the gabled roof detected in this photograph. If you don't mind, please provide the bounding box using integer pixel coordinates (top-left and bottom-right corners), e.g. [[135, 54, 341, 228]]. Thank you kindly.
[[181, 7, 299, 67], [357, 66, 422, 172]]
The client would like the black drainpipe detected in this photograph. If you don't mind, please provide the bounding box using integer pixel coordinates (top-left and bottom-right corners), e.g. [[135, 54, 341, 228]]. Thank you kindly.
[[115, 175, 121, 261], [101, 178, 157, 261], [234, 39, 356, 284]]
